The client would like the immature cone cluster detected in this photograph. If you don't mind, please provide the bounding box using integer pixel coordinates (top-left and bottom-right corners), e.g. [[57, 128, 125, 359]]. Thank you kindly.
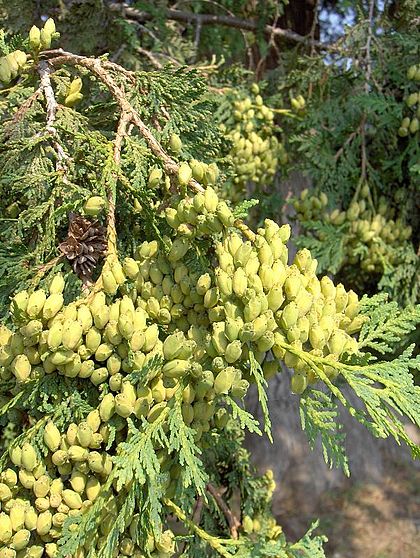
[[165, 186, 234, 237], [64, 78, 83, 108], [0, 438, 175, 558], [290, 95, 306, 114], [293, 186, 412, 274], [147, 138, 220, 193], [219, 84, 287, 199], [0, 51, 27, 86], [0, 278, 177, 555], [398, 63, 420, 136], [0, 184, 366, 556], [28, 19, 57, 51]]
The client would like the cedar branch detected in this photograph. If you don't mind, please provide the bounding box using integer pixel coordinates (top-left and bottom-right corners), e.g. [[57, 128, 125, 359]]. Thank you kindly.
[[46, 50, 256, 241]]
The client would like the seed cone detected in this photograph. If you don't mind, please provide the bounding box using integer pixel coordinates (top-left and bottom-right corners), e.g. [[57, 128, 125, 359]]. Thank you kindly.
[[59, 213, 107, 279]]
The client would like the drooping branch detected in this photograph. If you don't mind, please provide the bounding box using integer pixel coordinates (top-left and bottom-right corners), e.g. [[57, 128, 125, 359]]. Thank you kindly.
[[45, 49, 256, 241], [107, 2, 340, 52]]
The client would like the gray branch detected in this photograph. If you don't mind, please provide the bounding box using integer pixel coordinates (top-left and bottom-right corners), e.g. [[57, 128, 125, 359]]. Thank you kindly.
[[107, 2, 340, 52]]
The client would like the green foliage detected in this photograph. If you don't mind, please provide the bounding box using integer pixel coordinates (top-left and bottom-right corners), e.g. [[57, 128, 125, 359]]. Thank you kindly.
[[358, 294, 420, 355], [294, 220, 348, 275], [300, 390, 349, 475], [248, 350, 272, 441]]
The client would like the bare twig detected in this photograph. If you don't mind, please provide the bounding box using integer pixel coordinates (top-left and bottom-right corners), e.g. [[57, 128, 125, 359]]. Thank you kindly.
[[308, 0, 319, 98], [176, 496, 205, 556], [206, 483, 240, 540], [46, 49, 256, 241], [136, 47, 164, 69], [110, 43, 127, 63], [107, 2, 340, 52], [143, 0, 252, 67], [333, 123, 362, 162], [309, 0, 319, 58], [192, 496, 205, 525], [194, 15, 203, 52], [114, 111, 131, 165], [255, 6, 280, 80]]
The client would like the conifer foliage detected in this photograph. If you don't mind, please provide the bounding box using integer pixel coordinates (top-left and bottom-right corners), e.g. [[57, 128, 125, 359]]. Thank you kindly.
[[0, 14, 419, 558]]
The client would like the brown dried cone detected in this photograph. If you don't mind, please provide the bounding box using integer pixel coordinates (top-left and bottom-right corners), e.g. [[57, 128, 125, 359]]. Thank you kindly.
[[59, 213, 107, 279]]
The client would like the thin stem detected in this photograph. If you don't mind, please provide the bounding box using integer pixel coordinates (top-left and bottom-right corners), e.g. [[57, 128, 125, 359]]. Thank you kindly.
[[176, 496, 204, 556], [192, 495, 204, 524], [308, 0, 319, 98], [136, 47, 164, 69], [334, 125, 360, 162], [365, 0, 375, 93], [206, 483, 240, 540]]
